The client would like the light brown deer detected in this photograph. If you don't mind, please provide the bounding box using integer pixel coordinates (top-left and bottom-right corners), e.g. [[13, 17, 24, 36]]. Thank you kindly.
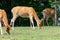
[[42, 8, 57, 26], [10, 6, 43, 29], [0, 9, 10, 35]]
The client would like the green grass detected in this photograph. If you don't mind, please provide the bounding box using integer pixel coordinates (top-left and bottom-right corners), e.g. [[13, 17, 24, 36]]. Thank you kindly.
[[0, 26, 60, 40]]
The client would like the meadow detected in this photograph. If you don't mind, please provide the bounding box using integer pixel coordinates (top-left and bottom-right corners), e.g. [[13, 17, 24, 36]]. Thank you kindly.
[[0, 26, 60, 40]]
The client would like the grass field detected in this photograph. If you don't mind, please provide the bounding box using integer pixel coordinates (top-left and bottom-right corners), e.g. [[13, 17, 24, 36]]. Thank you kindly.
[[0, 26, 60, 40]]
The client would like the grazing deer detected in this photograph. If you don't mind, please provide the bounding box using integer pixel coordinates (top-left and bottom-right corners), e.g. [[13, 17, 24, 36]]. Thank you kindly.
[[42, 8, 57, 26], [10, 6, 43, 29], [0, 9, 10, 35]]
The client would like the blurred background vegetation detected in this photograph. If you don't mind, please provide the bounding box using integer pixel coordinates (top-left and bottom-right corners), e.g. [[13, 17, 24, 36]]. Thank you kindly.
[[0, 0, 60, 26]]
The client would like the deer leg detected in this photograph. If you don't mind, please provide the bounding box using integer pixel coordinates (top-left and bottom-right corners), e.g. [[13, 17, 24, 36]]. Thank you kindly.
[[42, 12, 46, 26], [29, 16, 34, 29], [10, 15, 17, 30], [30, 19, 32, 28], [52, 16, 57, 26], [52, 17, 55, 26], [46, 17, 49, 26], [42, 20, 44, 26], [0, 20, 3, 35]]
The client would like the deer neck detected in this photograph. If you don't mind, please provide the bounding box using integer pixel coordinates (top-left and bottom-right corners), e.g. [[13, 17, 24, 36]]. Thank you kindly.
[[33, 13, 40, 22]]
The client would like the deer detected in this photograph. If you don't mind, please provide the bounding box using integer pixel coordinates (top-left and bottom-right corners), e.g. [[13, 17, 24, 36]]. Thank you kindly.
[[0, 9, 10, 35], [10, 6, 43, 30], [42, 8, 58, 26]]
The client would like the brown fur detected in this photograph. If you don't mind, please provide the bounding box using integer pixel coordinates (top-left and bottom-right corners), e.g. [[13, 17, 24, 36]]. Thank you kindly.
[[11, 6, 43, 28], [42, 8, 57, 25], [43, 8, 55, 16], [0, 9, 10, 34]]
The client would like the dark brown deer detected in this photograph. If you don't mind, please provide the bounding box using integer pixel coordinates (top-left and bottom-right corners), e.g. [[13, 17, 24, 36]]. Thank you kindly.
[[42, 8, 57, 26]]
